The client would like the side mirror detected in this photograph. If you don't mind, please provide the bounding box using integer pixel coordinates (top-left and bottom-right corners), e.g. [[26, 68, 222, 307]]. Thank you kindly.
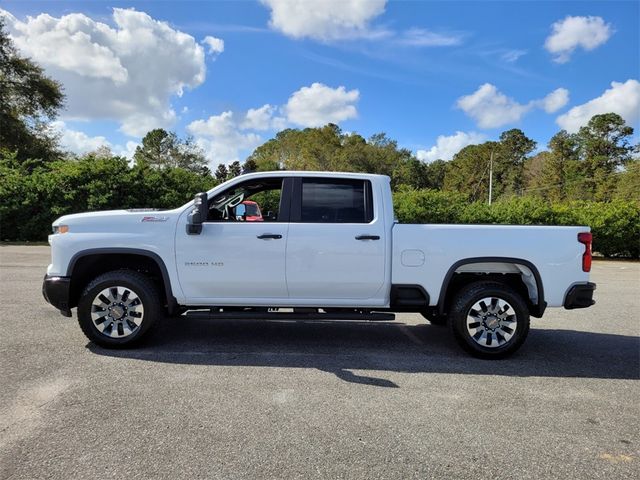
[[234, 203, 247, 221], [187, 192, 208, 235]]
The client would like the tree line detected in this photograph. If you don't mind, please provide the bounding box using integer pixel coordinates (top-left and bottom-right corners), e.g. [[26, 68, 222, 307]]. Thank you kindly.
[[244, 119, 638, 204], [0, 21, 638, 256]]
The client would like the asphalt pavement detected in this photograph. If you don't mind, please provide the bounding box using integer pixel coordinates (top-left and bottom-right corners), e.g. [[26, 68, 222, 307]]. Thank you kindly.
[[0, 245, 638, 479]]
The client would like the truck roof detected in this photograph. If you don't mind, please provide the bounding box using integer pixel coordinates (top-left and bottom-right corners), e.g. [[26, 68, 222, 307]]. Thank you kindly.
[[200, 170, 391, 206], [234, 171, 391, 181]]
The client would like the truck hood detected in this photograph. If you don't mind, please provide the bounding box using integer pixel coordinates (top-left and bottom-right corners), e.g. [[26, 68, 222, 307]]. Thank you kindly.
[[52, 208, 181, 232]]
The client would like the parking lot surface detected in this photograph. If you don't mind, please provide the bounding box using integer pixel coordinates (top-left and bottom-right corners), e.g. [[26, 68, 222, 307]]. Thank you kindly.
[[0, 245, 638, 479]]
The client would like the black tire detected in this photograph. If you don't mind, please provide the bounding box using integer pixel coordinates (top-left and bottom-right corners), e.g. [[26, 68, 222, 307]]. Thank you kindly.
[[77, 270, 161, 348], [449, 281, 530, 359], [420, 310, 447, 326]]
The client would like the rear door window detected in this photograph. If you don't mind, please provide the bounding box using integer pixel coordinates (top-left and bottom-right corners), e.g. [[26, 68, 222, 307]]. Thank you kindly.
[[300, 179, 372, 223]]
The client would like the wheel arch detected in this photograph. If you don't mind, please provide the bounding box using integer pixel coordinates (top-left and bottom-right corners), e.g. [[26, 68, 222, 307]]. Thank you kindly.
[[437, 257, 546, 318], [67, 248, 178, 315]]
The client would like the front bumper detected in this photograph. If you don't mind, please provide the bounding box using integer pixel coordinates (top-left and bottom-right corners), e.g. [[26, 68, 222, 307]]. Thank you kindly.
[[42, 275, 72, 317], [564, 282, 596, 310]]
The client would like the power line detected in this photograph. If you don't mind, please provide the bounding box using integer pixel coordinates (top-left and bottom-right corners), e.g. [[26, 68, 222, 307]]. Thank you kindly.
[[519, 169, 626, 194], [471, 158, 490, 200]]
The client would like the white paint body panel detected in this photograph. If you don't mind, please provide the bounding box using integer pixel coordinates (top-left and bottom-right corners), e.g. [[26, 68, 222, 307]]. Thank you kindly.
[[284, 176, 392, 304], [48, 171, 591, 311], [285, 222, 387, 301], [175, 222, 289, 300], [392, 224, 590, 307], [48, 209, 184, 302]]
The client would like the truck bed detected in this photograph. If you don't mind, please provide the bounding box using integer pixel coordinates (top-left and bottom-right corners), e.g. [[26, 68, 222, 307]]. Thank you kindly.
[[392, 223, 590, 307]]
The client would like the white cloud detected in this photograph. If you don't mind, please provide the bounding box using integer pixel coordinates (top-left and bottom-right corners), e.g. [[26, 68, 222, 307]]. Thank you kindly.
[[114, 141, 139, 160], [397, 28, 463, 47], [545, 15, 613, 63], [501, 49, 527, 63], [194, 135, 262, 166], [241, 104, 286, 131], [556, 79, 640, 133], [51, 121, 139, 158], [416, 131, 486, 162], [456, 84, 532, 129], [202, 35, 224, 55], [0, 11, 129, 84], [457, 84, 572, 129], [1, 8, 213, 137], [284, 83, 359, 127], [188, 111, 236, 138], [539, 88, 570, 113], [187, 111, 263, 165], [187, 83, 360, 164], [259, 0, 467, 48], [120, 111, 178, 138], [51, 121, 111, 154], [260, 0, 387, 41]]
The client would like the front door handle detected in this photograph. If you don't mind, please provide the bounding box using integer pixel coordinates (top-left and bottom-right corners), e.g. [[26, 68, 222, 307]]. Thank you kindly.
[[355, 235, 380, 240], [257, 234, 283, 240]]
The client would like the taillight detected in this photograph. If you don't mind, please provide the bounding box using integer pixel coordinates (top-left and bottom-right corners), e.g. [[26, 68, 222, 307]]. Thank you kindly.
[[578, 232, 592, 272]]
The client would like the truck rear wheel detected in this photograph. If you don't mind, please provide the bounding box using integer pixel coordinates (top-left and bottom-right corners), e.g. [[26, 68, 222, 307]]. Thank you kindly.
[[77, 270, 161, 348], [449, 281, 530, 359]]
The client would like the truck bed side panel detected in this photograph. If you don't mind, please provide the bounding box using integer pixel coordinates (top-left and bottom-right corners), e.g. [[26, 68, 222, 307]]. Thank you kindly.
[[392, 224, 590, 307]]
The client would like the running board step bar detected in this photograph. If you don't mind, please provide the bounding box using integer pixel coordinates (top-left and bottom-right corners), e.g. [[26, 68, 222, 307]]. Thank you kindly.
[[183, 310, 396, 322]]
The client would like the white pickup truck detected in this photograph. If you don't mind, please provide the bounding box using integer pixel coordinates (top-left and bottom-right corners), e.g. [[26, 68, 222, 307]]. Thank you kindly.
[[43, 171, 596, 358]]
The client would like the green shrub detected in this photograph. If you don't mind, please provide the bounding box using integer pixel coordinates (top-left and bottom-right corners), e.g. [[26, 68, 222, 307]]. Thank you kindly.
[[569, 201, 639, 258], [393, 188, 467, 223], [0, 155, 217, 242], [393, 188, 639, 258]]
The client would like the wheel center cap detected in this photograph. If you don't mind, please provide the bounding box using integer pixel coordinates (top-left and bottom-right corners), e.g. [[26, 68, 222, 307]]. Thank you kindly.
[[485, 316, 500, 329], [111, 305, 125, 319]]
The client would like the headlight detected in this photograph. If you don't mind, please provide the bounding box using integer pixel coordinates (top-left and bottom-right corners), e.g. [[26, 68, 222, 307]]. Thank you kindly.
[[53, 225, 69, 234]]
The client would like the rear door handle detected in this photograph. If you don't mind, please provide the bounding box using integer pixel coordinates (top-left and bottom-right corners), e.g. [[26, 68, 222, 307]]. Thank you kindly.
[[355, 235, 380, 240], [257, 234, 282, 240]]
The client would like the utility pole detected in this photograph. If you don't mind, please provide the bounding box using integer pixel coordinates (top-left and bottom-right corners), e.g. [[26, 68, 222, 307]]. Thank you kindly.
[[488, 150, 494, 205]]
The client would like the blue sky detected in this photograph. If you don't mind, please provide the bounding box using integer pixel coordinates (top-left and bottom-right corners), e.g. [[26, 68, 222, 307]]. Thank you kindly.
[[1, 0, 638, 165]]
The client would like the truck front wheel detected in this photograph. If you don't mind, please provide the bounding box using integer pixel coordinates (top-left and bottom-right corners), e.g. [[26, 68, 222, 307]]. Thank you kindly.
[[77, 270, 161, 348], [449, 281, 530, 359]]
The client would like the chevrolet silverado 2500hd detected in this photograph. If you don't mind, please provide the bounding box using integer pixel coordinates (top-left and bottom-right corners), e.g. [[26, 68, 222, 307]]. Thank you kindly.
[[43, 171, 596, 358]]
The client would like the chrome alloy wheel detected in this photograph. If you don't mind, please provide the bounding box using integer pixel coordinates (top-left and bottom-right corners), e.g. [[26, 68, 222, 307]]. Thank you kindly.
[[90, 286, 144, 338], [466, 297, 517, 348]]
